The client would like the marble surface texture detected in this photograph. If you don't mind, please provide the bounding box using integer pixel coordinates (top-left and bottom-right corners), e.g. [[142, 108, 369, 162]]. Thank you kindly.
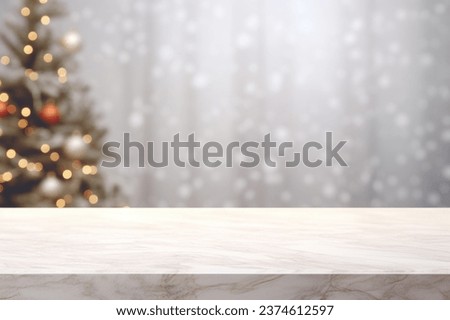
[[1, 275, 450, 300], [0, 208, 449, 274], [1, 208, 449, 299]]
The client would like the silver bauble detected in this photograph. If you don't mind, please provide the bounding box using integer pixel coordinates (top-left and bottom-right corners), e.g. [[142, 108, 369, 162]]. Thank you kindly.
[[64, 135, 88, 159], [39, 176, 63, 198], [62, 30, 82, 51]]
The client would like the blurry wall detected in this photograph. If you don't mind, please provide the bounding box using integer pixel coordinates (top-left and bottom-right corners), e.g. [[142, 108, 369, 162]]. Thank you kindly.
[[2, 0, 450, 207]]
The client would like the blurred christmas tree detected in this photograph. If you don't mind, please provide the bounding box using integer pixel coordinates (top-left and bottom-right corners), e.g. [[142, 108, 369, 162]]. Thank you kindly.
[[0, 0, 123, 207]]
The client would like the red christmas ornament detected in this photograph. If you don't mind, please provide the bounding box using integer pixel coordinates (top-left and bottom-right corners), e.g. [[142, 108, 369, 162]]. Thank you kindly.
[[0, 101, 10, 118], [39, 102, 60, 125]]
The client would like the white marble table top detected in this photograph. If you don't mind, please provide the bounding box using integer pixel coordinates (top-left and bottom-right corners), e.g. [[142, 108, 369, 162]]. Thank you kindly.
[[0, 208, 449, 274]]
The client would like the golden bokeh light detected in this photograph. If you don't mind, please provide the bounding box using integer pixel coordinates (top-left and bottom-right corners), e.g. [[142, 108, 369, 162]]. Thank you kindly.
[[83, 134, 93, 144], [35, 162, 43, 171], [0, 92, 9, 102], [0, 56, 10, 65], [43, 53, 53, 63], [62, 169, 72, 180], [56, 199, 66, 208], [88, 194, 99, 205], [82, 165, 92, 175], [57, 67, 67, 77], [21, 107, 31, 117], [50, 152, 60, 162], [28, 31, 38, 41], [18, 119, 28, 129], [30, 72, 39, 80], [21, 7, 30, 17], [2, 172, 13, 182], [6, 149, 16, 159], [26, 162, 36, 171], [24, 45, 33, 55], [18, 159, 28, 169], [28, 71, 39, 81], [40, 144, 50, 153], [41, 15, 51, 25]]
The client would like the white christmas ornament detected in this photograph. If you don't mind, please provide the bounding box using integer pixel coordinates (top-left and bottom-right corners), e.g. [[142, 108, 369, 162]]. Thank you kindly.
[[64, 135, 88, 159], [62, 31, 82, 51], [39, 176, 63, 198]]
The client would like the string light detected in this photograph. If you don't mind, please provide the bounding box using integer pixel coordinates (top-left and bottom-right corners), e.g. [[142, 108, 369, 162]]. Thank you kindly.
[[62, 31, 82, 51], [21, 7, 30, 17], [39, 0, 48, 4], [40, 144, 50, 153], [24, 45, 33, 55], [88, 194, 99, 205], [35, 163, 43, 171], [43, 53, 53, 63], [80, 165, 99, 176], [6, 149, 16, 159], [21, 107, 31, 117], [57, 67, 67, 77], [0, 56, 10, 65], [28, 31, 38, 41], [83, 134, 93, 144], [62, 170, 72, 180], [18, 119, 28, 129], [18, 159, 28, 169], [29, 71, 39, 81], [58, 68, 68, 83], [26, 162, 36, 171], [0, 92, 9, 102], [56, 199, 66, 208], [50, 152, 60, 162], [25, 69, 39, 80], [82, 165, 92, 175], [41, 15, 50, 25], [2, 172, 13, 182]]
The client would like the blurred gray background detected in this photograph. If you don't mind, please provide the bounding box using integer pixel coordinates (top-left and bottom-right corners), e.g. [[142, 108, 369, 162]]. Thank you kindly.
[[2, 0, 450, 207]]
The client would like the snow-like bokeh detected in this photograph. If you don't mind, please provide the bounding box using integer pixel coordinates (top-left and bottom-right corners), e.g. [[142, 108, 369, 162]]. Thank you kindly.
[[2, 0, 449, 207]]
